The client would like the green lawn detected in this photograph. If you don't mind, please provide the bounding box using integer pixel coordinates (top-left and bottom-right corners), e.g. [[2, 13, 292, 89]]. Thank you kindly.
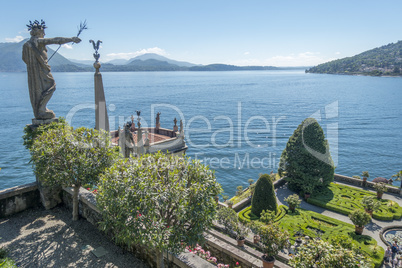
[[308, 183, 402, 221], [239, 205, 383, 268]]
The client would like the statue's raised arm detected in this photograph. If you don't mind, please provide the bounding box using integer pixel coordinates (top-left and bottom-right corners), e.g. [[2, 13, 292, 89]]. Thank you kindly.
[[22, 20, 81, 120]]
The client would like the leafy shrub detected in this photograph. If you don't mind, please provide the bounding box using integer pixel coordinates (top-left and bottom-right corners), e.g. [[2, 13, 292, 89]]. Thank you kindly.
[[349, 209, 371, 227], [31, 126, 118, 221], [217, 206, 238, 233], [361, 196, 380, 212], [251, 174, 277, 217], [258, 223, 289, 258], [236, 186, 243, 196], [373, 182, 388, 194], [23, 117, 69, 150], [97, 152, 222, 267], [284, 194, 301, 211], [260, 209, 275, 224], [289, 239, 368, 268]]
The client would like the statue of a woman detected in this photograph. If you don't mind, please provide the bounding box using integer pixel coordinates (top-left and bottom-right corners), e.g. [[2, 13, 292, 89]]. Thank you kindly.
[[22, 20, 81, 120]]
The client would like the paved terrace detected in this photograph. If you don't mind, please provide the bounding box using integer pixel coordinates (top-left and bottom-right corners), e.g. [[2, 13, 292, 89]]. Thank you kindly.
[[0, 206, 149, 268]]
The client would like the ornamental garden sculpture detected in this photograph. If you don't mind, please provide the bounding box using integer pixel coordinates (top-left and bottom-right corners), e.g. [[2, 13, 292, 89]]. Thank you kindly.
[[22, 20, 82, 121]]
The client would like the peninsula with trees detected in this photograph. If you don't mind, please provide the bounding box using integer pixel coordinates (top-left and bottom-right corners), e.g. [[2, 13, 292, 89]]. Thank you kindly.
[[306, 40, 402, 76]]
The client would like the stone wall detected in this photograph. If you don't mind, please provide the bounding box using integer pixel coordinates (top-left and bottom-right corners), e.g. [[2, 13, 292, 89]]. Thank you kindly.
[[205, 228, 290, 268], [334, 173, 400, 195], [0, 182, 40, 218]]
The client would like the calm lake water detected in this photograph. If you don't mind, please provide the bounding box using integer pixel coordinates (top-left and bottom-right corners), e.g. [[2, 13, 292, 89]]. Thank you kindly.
[[0, 70, 401, 196]]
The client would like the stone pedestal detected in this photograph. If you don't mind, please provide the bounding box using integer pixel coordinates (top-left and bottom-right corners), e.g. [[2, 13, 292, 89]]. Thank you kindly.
[[30, 117, 62, 209], [36, 175, 62, 210], [32, 118, 59, 125], [29, 118, 59, 131]]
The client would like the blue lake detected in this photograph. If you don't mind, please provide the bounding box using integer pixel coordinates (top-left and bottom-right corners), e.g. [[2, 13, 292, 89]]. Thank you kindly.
[[0, 70, 401, 197]]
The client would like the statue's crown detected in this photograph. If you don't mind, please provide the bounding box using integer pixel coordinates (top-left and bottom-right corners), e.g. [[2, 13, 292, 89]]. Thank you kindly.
[[26, 20, 47, 31]]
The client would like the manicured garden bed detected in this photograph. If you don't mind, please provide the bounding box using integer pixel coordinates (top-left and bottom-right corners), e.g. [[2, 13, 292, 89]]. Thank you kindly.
[[238, 205, 384, 267], [308, 183, 402, 221], [228, 174, 280, 205]]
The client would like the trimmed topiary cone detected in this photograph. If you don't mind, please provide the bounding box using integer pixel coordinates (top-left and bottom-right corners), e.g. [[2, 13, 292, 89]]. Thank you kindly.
[[251, 174, 277, 217]]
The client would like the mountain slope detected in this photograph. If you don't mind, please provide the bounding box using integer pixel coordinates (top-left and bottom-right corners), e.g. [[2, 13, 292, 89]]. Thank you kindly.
[[0, 39, 88, 72], [306, 41, 402, 76], [128, 53, 197, 67]]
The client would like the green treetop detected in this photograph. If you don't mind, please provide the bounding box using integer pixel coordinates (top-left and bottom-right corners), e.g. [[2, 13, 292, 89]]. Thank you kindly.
[[278, 118, 334, 194]]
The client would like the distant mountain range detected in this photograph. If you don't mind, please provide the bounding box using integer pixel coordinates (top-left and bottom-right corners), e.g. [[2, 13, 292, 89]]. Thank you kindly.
[[0, 39, 303, 72], [306, 41, 402, 76]]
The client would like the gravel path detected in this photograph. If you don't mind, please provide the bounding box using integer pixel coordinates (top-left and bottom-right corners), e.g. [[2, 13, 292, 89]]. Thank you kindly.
[[0, 206, 149, 268]]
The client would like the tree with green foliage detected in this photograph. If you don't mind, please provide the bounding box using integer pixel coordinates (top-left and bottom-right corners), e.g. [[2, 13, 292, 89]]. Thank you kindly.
[[251, 174, 277, 217], [23, 117, 69, 150], [30, 125, 118, 220], [278, 118, 334, 194], [217, 206, 238, 233], [289, 239, 368, 268], [97, 152, 222, 268], [349, 209, 371, 235], [284, 194, 301, 212]]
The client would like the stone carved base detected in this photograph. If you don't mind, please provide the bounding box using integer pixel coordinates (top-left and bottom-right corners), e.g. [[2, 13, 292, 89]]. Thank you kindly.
[[32, 117, 58, 126], [36, 176, 62, 210], [29, 118, 61, 209], [28, 118, 59, 131]]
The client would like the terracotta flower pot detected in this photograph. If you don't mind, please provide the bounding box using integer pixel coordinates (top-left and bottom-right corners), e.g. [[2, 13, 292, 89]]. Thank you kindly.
[[377, 192, 383, 199], [365, 209, 373, 217], [363, 177, 367, 182], [289, 205, 295, 212], [355, 226, 364, 235], [253, 235, 260, 244], [228, 203, 233, 209], [261, 255, 275, 268], [304, 193, 311, 200], [236, 238, 245, 247]]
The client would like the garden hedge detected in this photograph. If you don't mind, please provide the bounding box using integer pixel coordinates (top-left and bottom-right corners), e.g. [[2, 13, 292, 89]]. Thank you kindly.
[[307, 183, 402, 221], [238, 205, 383, 267], [251, 174, 277, 217]]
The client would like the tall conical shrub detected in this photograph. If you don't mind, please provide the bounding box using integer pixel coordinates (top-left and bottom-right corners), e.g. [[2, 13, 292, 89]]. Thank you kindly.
[[278, 118, 334, 194], [251, 174, 277, 217]]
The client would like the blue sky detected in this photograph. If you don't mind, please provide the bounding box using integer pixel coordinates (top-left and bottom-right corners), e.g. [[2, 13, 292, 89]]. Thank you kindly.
[[2, 0, 402, 66]]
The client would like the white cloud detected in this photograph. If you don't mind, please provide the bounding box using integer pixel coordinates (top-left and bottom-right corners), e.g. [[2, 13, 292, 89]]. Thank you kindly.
[[106, 47, 167, 60], [244, 51, 250, 55], [335, 51, 341, 55], [62, 44, 73, 49], [5, 35, 24, 42]]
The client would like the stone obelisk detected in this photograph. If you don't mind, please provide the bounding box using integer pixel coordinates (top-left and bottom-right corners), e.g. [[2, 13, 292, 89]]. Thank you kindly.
[[90, 40, 109, 132]]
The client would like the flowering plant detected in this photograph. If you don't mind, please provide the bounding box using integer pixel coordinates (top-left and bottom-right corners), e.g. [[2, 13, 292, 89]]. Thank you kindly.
[[258, 223, 289, 260], [289, 239, 369, 268], [186, 244, 229, 267]]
